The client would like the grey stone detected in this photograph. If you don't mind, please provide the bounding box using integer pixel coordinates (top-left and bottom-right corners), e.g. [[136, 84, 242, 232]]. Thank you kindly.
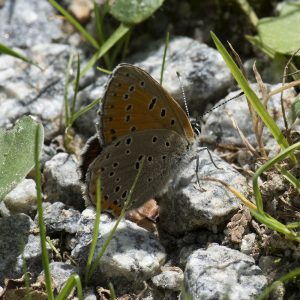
[[131, 36, 233, 116], [0, 43, 73, 139], [37, 202, 81, 234], [74, 75, 107, 138], [240, 233, 257, 255], [3, 179, 37, 214], [183, 244, 267, 300], [158, 150, 247, 235], [0, 214, 48, 285], [72, 207, 166, 292], [151, 267, 184, 291], [40, 144, 57, 168], [0, 201, 10, 217], [38, 262, 78, 294], [0, 0, 64, 48], [43, 153, 84, 210], [83, 287, 98, 300], [202, 84, 296, 151]]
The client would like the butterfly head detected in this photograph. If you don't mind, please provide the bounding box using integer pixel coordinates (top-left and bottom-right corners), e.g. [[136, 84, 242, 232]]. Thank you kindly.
[[190, 119, 201, 137]]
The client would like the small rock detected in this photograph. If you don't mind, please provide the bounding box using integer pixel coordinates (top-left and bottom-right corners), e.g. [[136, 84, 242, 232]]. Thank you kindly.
[[72, 207, 166, 293], [75, 75, 107, 138], [158, 150, 247, 235], [69, 0, 93, 23], [151, 267, 184, 291], [0, 43, 77, 139], [226, 209, 252, 244], [183, 244, 267, 300], [240, 233, 257, 255], [38, 262, 78, 294], [132, 36, 233, 115], [83, 287, 98, 300], [0, 214, 48, 285], [202, 84, 296, 150], [43, 153, 84, 210], [0, 0, 64, 48], [36, 202, 80, 234], [0, 201, 10, 217], [3, 179, 37, 214], [40, 144, 57, 168]]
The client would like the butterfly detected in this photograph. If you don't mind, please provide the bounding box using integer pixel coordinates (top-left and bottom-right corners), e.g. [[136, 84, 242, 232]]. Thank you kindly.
[[79, 64, 198, 216]]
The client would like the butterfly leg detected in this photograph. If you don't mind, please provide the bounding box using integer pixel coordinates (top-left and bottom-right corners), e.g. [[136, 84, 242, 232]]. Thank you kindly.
[[195, 155, 206, 192], [200, 147, 222, 170], [195, 147, 223, 191]]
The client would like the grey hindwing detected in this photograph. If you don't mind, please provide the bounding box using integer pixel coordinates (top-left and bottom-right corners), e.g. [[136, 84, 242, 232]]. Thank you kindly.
[[87, 129, 192, 209]]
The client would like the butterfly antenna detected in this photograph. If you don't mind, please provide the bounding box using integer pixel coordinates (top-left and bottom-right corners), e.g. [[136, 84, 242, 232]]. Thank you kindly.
[[176, 71, 190, 118], [200, 91, 244, 118]]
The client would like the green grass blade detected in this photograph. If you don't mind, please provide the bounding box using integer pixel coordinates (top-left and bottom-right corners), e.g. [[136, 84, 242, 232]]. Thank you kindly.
[[250, 209, 297, 239], [109, 282, 117, 300], [35, 126, 54, 300], [56, 274, 83, 300], [121, 28, 132, 61], [93, 0, 111, 69], [49, 0, 99, 49], [278, 166, 300, 194], [257, 267, 300, 300], [84, 176, 101, 284], [0, 43, 41, 68], [252, 141, 300, 213], [79, 23, 131, 80], [69, 97, 100, 125], [96, 67, 112, 75], [210, 31, 296, 164], [286, 222, 300, 229], [71, 55, 81, 118], [246, 35, 276, 58], [110, 33, 126, 66], [22, 252, 32, 300], [235, 0, 258, 27], [64, 52, 74, 126], [160, 31, 170, 85]]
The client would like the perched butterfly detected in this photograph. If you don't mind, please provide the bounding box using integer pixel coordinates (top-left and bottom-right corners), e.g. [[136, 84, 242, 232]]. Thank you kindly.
[[80, 64, 198, 216]]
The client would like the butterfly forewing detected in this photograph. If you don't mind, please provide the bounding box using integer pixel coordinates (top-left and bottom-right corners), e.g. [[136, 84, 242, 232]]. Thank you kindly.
[[98, 64, 195, 145]]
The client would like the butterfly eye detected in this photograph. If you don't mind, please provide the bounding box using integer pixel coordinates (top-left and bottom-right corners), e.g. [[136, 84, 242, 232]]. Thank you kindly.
[[191, 120, 201, 136]]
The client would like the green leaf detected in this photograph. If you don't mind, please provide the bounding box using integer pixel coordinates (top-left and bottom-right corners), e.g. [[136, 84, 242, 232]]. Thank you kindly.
[[110, 0, 164, 24], [0, 116, 44, 200], [256, 2, 300, 56]]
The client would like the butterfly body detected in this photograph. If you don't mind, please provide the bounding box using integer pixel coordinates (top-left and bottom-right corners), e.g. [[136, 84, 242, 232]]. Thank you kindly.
[[80, 64, 197, 215]]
